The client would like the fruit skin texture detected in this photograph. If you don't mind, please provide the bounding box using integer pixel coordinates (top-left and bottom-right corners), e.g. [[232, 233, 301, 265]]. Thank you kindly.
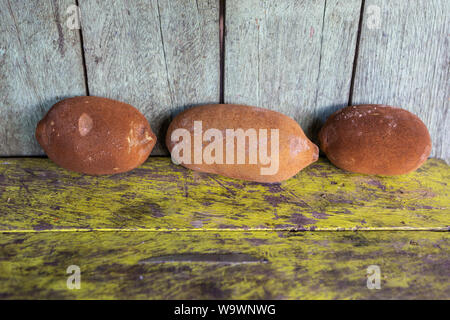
[[319, 104, 432, 175], [166, 104, 319, 183], [36, 96, 156, 175]]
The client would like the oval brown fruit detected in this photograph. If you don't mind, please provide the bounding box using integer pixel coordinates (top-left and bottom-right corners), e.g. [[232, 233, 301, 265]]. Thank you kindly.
[[319, 104, 431, 175], [166, 104, 318, 183], [36, 96, 156, 175]]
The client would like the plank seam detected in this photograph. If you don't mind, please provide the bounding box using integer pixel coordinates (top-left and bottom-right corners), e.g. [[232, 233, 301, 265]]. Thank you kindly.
[[1, 227, 448, 233], [219, 0, 226, 103], [156, 0, 174, 107], [348, 0, 365, 106], [313, 0, 328, 108], [75, 0, 90, 96]]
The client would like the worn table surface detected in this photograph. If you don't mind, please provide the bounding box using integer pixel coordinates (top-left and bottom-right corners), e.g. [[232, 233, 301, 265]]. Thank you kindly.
[[0, 157, 448, 299]]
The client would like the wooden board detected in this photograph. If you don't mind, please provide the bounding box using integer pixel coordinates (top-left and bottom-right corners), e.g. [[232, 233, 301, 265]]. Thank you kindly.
[[224, 0, 362, 143], [0, 157, 448, 232], [0, 231, 448, 299], [0, 156, 448, 299], [79, 0, 220, 155], [0, 0, 87, 156], [351, 0, 450, 162]]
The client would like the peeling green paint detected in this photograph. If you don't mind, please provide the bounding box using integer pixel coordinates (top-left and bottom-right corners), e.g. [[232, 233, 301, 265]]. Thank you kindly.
[[0, 158, 448, 231], [0, 157, 448, 299]]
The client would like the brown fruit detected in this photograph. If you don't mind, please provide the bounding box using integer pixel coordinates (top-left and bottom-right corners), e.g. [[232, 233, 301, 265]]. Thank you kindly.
[[166, 104, 318, 183], [36, 96, 156, 175], [319, 104, 431, 175]]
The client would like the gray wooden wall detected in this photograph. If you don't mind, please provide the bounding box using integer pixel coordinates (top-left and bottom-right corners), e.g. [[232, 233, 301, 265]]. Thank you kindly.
[[1, 0, 448, 162]]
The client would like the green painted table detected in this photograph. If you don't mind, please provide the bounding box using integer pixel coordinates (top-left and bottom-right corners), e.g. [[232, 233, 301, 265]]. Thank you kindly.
[[0, 157, 448, 299]]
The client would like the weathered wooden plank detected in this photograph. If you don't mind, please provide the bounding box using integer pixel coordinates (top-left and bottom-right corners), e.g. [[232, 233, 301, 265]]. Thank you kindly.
[[224, 0, 362, 142], [79, 0, 220, 155], [0, 231, 448, 299], [0, 157, 448, 231], [352, 0, 449, 162], [0, 0, 87, 155]]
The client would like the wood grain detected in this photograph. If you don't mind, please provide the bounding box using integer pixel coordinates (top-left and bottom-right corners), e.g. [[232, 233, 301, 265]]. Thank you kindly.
[[0, 157, 448, 232], [0, 0, 87, 155], [352, 0, 450, 162], [79, 0, 220, 155], [0, 231, 448, 299], [224, 0, 362, 143]]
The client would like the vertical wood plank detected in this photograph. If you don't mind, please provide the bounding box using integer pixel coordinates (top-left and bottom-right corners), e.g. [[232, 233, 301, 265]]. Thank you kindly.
[[224, 0, 362, 142], [352, 0, 449, 162], [80, 0, 220, 155], [0, 0, 87, 155]]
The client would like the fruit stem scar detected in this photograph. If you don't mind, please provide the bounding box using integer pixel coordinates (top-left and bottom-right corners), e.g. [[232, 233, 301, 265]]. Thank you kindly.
[[78, 113, 93, 136]]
